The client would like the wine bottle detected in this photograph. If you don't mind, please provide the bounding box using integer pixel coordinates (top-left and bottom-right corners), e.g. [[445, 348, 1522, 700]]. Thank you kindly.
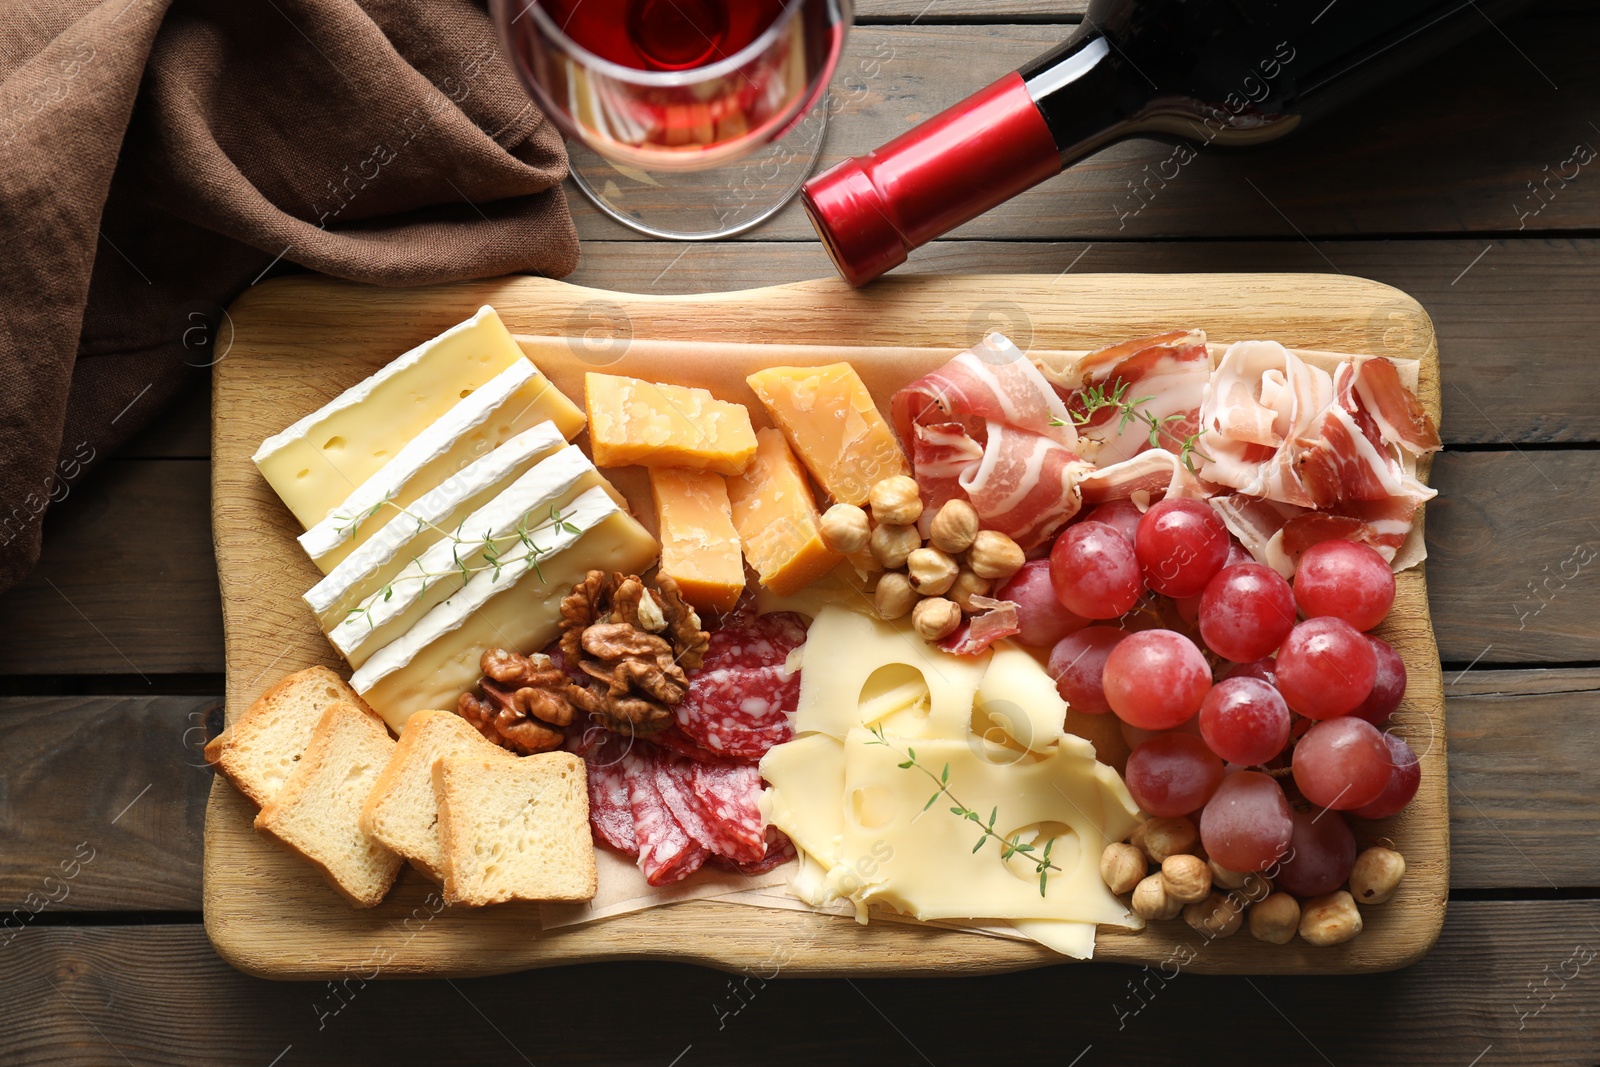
[[803, 0, 1533, 286]]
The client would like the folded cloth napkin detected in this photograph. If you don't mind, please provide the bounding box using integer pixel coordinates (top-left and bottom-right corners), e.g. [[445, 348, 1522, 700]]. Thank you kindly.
[[0, 0, 578, 594]]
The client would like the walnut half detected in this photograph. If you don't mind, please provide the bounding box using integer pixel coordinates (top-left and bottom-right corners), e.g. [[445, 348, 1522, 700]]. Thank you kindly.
[[455, 649, 575, 755]]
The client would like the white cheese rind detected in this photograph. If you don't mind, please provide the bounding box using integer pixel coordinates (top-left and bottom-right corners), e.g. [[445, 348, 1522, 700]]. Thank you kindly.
[[297, 361, 570, 569], [350, 489, 657, 732], [302, 423, 569, 630], [254, 306, 582, 529], [330, 445, 613, 668]]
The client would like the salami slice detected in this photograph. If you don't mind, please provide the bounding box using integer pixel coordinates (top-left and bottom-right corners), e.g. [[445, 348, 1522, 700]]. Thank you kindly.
[[581, 732, 641, 855], [686, 759, 767, 862], [645, 724, 723, 763], [708, 828, 796, 874], [676, 612, 809, 759], [627, 749, 709, 886]]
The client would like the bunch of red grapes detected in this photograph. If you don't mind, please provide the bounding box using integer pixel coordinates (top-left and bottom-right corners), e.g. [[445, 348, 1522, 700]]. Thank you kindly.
[[995, 498, 1422, 894]]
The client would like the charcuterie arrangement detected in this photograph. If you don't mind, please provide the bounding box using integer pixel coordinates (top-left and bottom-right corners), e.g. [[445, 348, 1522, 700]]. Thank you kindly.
[[207, 305, 1440, 959]]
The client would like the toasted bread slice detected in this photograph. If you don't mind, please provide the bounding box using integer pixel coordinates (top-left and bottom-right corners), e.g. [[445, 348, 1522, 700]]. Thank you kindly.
[[360, 711, 516, 882], [255, 701, 403, 908], [433, 751, 596, 906], [205, 666, 371, 808]]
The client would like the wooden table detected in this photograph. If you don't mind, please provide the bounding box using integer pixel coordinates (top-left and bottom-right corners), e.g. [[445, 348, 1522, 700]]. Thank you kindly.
[[3, 3, 1596, 1063]]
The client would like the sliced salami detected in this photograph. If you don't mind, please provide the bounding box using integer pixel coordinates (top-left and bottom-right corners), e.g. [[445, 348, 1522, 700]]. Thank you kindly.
[[676, 612, 809, 759], [644, 724, 723, 764], [730, 827, 796, 874], [581, 732, 641, 855], [686, 759, 767, 863], [626, 749, 709, 886]]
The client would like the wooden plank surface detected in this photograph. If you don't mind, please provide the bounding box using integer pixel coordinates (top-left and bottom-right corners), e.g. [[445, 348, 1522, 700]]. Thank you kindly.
[[570, 13, 1597, 243], [0, 670, 1588, 917], [7, 904, 1599, 1066], [203, 273, 1446, 978]]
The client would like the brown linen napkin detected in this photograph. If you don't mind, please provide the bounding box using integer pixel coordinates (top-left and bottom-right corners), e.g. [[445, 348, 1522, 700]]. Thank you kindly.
[[0, 0, 579, 595]]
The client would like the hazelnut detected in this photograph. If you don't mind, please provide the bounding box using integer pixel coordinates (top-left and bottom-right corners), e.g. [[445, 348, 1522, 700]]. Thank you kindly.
[[846, 548, 884, 576], [1131, 816, 1198, 863], [1349, 847, 1406, 905], [1298, 890, 1363, 946], [1131, 873, 1183, 921], [929, 499, 980, 554], [1161, 854, 1212, 905], [966, 529, 1025, 581], [873, 572, 919, 620], [1100, 842, 1147, 896], [911, 597, 962, 642], [1208, 860, 1250, 890], [1248, 892, 1301, 945], [947, 569, 993, 613], [870, 523, 921, 570], [869, 476, 924, 526], [819, 503, 871, 555], [906, 547, 959, 596], [1183, 891, 1243, 938]]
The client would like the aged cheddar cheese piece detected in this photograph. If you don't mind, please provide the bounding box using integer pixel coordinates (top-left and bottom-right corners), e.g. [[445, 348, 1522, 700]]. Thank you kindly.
[[648, 468, 746, 615], [303, 423, 575, 631], [585, 372, 757, 475], [836, 726, 1141, 925], [726, 429, 842, 597], [255, 307, 582, 529], [350, 487, 658, 732], [747, 364, 908, 506], [330, 446, 617, 669], [297, 363, 577, 572]]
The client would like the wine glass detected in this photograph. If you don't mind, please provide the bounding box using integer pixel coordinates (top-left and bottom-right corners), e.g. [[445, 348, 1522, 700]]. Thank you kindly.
[[493, 0, 853, 240]]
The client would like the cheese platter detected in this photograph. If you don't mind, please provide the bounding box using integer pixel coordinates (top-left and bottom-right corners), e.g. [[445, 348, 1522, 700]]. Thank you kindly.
[[205, 272, 1445, 979]]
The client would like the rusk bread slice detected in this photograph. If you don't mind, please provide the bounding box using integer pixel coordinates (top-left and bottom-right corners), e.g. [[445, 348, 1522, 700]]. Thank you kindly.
[[433, 751, 597, 906], [205, 666, 372, 808], [360, 710, 516, 882], [255, 701, 403, 908]]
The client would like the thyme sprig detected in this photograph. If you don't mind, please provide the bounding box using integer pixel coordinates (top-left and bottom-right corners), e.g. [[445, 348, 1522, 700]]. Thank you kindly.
[[341, 501, 582, 632], [1053, 379, 1211, 474], [866, 724, 1061, 897]]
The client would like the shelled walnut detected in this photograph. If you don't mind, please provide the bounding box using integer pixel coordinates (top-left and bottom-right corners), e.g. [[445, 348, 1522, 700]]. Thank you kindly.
[[459, 571, 711, 747]]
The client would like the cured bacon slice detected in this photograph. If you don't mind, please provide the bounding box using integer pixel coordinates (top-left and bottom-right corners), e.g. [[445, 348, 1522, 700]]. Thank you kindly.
[[1352, 356, 1442, 455], [893, 334, 1088, 548], [937, 595, 1020, 657]]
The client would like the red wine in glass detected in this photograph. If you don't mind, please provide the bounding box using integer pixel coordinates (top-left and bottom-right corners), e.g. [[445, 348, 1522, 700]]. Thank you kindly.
[[494, 0, 850, 239], [539, 0, 788, 72]]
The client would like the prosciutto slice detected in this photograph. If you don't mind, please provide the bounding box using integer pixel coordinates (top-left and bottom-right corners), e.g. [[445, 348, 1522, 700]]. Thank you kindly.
[[1065, 330, 1211, 466], [893, 334, 1089, 548]]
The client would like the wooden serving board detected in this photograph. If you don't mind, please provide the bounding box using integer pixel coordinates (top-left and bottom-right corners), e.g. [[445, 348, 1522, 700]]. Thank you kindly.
[[207, 273, 1445, 979]]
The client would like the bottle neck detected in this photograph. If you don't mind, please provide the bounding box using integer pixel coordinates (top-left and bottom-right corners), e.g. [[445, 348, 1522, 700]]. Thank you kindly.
[[1018, 26, 1154, 165]]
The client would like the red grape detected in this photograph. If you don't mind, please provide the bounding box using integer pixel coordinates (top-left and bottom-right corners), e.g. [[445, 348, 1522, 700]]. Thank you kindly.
[[1119, 714, 1201, 752], [1224, 538, 1253, 567], [1124, 734, 1224, 817], [1198, 563, 1297, 663], [1103, 629, 1212, 730], [1275, 617, 1378, 719], [1273, 807, 1358, 897], [1047, 627, 1126, 714], [1198, 677, 1291, 766], [1135, 498, 1231, 597], [995, 560, 1089, 648], [1218, 657, 1277, 687], [1348, 635, 1407, 726], [1294, 540, 1396, 631], [1349, 732, 1421, 818], [1199, 771, 1294, 872], [1080, 500, 1143, 542], [1292, 716, 1391, 810], [1050, 521, 1143, 619]]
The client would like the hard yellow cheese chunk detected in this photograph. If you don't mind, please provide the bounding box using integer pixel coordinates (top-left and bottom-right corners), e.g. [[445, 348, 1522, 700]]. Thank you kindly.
[[747, 364, 908, 506], [254, 307, 581, 529], [726, 429, 842, 597], [585, 372, 757, 475], [648, 468, 746, 615]]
